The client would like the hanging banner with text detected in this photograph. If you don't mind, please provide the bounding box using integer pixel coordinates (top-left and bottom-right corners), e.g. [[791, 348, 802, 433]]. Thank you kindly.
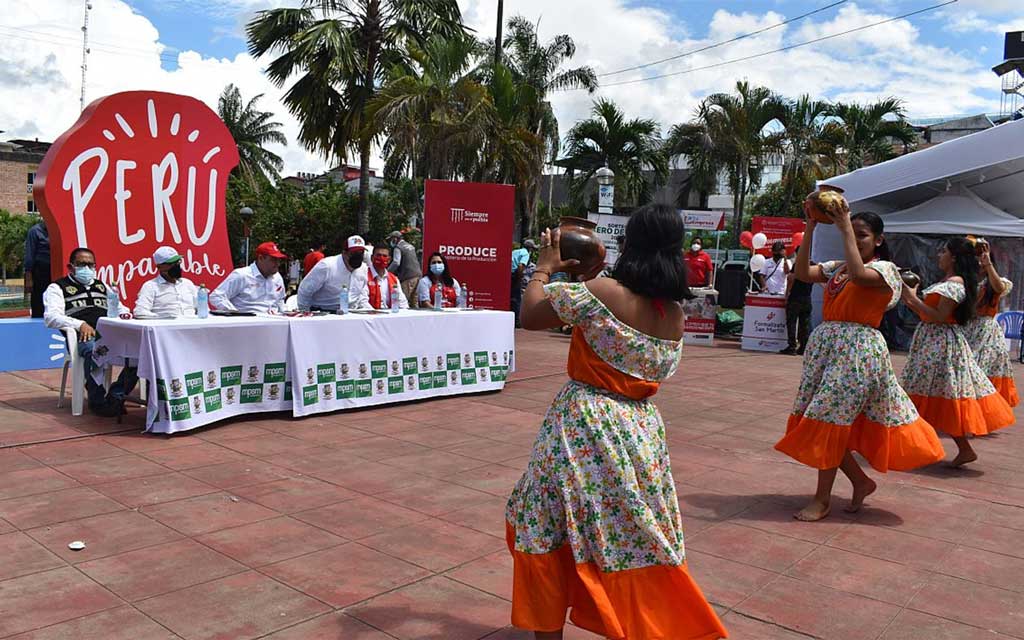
[[681, 210, 727, 232], [587, 213, 630, 266], [422, 180, 515, 310], [751, 216, 806, 256], [34, 91, 239, 306]]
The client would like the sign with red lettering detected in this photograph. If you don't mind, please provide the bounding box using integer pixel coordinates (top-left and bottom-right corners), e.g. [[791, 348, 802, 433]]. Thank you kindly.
[[751, 216, 806, 256], [34, 91, 239, 305], [422, 180, 515, 310]]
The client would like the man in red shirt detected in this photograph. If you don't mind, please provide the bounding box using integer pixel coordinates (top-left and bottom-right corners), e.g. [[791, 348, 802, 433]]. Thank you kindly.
[[684, 236, 714, 287], [302, 242, 325, 275]]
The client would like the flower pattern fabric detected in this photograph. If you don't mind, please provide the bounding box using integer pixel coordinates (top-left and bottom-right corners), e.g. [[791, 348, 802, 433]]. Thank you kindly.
[[965, 279, 1015, 380], [506, 282, 686, 572]]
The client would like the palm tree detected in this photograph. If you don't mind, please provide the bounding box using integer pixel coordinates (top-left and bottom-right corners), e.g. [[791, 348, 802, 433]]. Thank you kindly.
[[664, 111, 725, 209], [698, 81, 787, 240], [827, 98, 916, 172], [217, 84, 287, 190], [562, 98, 668, 208], [246, 0, 464, 233], [777, 95, 840, 211]]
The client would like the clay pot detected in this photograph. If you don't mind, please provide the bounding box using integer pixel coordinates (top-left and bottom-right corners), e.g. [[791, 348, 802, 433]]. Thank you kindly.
[[899, 269, 921, 288], [558, 216, 607, 277], [807, 187, 847, 225]]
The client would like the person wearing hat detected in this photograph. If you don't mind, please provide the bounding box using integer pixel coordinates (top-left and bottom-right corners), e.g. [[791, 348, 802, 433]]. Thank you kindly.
[[755, 240, 792, 295], [297, 235, 370, 312], [386, 230, 422, 308], [210, 241, 288, 314], [134, 247, 199, 319]]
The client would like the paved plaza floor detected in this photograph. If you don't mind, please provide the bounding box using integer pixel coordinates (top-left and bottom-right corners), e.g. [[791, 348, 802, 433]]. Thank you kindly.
[[0, 329, 1022, 639]]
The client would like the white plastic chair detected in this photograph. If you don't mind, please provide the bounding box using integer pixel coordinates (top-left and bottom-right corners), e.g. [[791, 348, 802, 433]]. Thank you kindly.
[[57, 328, 85, 416]]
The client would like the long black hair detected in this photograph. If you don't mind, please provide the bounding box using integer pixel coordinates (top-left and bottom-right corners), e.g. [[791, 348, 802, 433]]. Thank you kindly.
[[613, 203, 693, 301], [426, 251, 455, 287], [979, 247, 999, 308], [946, 236, 979, 326], [849, 211, 891, 260]]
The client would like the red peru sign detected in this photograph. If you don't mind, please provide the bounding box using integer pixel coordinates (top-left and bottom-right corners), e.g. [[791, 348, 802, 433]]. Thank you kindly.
[[34, 91, 240, 305]]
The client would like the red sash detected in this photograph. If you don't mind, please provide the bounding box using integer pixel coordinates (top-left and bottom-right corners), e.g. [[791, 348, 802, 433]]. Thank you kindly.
[[368, 272, 400, 309]]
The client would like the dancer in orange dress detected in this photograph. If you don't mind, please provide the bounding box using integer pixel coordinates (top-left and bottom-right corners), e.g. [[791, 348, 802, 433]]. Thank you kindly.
[[900, 237, 1015, 466], [963, 240, 1018, 406], [775, 202, 944, 522]]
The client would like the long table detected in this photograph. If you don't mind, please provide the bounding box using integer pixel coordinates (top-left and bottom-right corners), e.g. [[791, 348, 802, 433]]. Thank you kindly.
[[95, 310, 515, 434]]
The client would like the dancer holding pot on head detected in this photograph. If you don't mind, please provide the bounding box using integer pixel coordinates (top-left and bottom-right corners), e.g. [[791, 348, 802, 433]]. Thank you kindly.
[[962, 238, 1018, 407], [900, 237, 1015, 467], [506, 205, 726, 640], [775, 192, 945, 522]]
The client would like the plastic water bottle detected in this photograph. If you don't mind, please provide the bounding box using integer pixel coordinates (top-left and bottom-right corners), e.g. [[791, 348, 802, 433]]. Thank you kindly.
[[106, 282, 120, 318], [338, 285, 349, 314], [390, 285, 400, 313], [197, 285, 209, 319], [457, 284, 467, 309], [433, 285, 443, 310]]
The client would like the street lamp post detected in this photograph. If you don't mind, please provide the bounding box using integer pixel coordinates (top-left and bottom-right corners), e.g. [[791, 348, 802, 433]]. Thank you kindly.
[[240, 206, 254, 264], [595, 165, 615, 214]]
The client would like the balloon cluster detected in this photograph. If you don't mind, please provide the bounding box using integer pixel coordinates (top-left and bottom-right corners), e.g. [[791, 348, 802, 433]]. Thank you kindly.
[[740, 231, 805, 273]]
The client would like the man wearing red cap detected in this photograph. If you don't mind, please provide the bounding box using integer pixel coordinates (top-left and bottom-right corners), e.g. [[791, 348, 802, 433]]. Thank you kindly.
[[297, 235, 370, 312], [210, 241, 288, 314]]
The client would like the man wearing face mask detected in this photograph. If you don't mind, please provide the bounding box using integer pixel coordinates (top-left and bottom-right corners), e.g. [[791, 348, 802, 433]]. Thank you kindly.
[[134, 247, 199, 319], [210, 242, 288, 314], [297, 235, 370, 312], [368, 244, 409, 310], [386, 231, 422, 308], [44, 247, 135, 415], [684, 236, 714, 287]]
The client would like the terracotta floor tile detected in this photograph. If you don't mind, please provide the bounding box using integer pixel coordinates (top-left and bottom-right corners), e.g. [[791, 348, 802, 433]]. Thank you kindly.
[[855, 503, 977, 544], [5, 605, 179, 640], [376, 476, 495, 517], [909, 573, 1024, 637], [335, 435, 432, 462], [0, 517, 13, 534], [0, 486, 125, 529], [197, 516, 345, 567], [737, 575, 900, 640], [878, 609, 1016, 640], [937, 545, 1024, 593], [21, 438, 127, 466], [438, 497, 509, 540], [261, 612, 394, 639], [676, 484, 762, 522], [687, 522, 817, 573], [93, 472, 218, 508], [141, 442, 250, 470], [262, 543, 430, 608], [445, 464, 523, 497], [53, 454, 168, 485], [390, 426, 481, 449], [136, 570, 329, 640], [0, 449, 43, 473], [191, 422, 275, 443], [445, 551, 513, 601], [382, 449, 491, 479], [346, 576, 510, 640], [826, 523, 958, 570], [141, 491, 279, 536], [360, 518, 506, 572], [717, 612, 816, 639], [785, 546, 930, 606], [294, 496, 430, 540], [220, 433, 321, 457], [443, 439, 528, 463], [102, 432, 202, 453], [182, 459, 294, 489], [310, 460, 426, 495], [684, 549, 778, 609], [983, 503, 1024, 531], [26, 509, 182, 564], [961, 521, 1024, 559], [0, 467, 78, 501], [232, 476, 357, 513], [0, 567, 122, 637], [0, 532, 65, 581], [730, 500, 856, 544]]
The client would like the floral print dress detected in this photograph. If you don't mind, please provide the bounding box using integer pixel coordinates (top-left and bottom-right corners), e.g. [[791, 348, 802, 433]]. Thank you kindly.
[[901, 280, 1015, 436], [963, 278, 1019, 406], [506, 282, 726, 640]]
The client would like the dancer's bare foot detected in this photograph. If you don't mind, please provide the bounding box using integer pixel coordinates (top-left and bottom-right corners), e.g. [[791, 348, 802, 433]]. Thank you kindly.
[[845, 477, 877, 513], [951, 450, 978, 468], [794, 500, 831, 521]]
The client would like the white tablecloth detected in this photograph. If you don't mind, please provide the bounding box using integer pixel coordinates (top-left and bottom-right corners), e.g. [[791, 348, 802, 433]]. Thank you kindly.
[[96, 309, 514, 433]]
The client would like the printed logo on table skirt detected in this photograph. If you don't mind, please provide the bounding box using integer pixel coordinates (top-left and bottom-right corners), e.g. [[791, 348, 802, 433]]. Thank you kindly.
[[491, 351, 498, 365], [463, 353, 473, 369], [461, 369, 477, 385], [204, 389, 222, 412], [156, 379, 168, 401], [446, 353, 461, 371], [284, 382, 293, 402], [221, 365, 242, 388], [240, 384, 263, 404], [355, 379, 372, 398], [390, 360, 401, 376], [371, 360, 388, 379], [268, 383, 282, 401], [322, 383, 334, 400], [185, 371, 204, 396], [418, 373, 433, 391], [449, 370, 460, 386], [169, 397, 191, 421], [302, 385, 318, 406], [245, 365, 261, 383], [403, 357, 418, 376], [169, 378, 185, 398], [478, 368, 489, 382], [474, 351, 488, 368], [406, 375, 416, 391], [224, 387, 237, 405], [490, 366, 507, 382], [339, 363, 351, 379], [317, 363, 336, 384], [375, 379, 386, 395], [337, 379, 356, 399], [436, 355, 445, 371], [388, 377, 404, 395], [205, 370, 218, 390], [432, 371, 448, 389], [358, 362, 369, 379], [264, 362, 287, 384], [191, 394, 203, 415], [420, 357, 430, 372], [305, 367, 315, 385]]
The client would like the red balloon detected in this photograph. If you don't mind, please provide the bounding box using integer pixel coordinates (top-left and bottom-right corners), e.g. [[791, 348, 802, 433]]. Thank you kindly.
[[792, 232, 804, 248], [739, 231, 754, 248]]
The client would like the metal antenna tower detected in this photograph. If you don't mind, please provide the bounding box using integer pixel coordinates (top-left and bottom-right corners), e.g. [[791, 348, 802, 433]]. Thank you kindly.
[[80, 1, 92, 111]]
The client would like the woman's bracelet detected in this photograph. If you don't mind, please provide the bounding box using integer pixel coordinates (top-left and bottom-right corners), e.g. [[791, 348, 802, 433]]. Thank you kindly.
[[528, 277, 549, 286]]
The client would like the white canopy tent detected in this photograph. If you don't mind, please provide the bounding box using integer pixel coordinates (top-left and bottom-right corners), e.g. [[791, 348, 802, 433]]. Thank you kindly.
[[882, 186, 1024, 237]]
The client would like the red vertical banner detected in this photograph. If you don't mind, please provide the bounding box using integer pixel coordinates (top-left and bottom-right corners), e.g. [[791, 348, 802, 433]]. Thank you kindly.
[[751, 216, 806, 256], [422, 180, 515, 310]]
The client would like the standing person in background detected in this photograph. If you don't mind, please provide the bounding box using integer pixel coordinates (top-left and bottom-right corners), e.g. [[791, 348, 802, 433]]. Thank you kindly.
[[24, 219, 51, 318], [684, 236, 713, 287], [303, 242, 325, 276], [511, 239, 535, 326], [780, 244, 813, 355], [386, 231, 422, 308], [756, 241, 791, 295], [963, 240, 1018, 406]]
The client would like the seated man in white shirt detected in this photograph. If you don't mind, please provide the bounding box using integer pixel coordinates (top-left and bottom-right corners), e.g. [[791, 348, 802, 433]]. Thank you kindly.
[[368, 244, 409, 310], [134, 247, 198, 319], [44, 247, 135, 415], [210, 241, 287, 314], [297, 235, 371, 312], [756, 241, 791, 295]]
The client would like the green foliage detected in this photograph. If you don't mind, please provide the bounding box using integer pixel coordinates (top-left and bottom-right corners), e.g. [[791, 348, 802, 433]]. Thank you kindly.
[[0, 210, 36, 277], [749, 179, 812, 219], [218, 84, 287, 189]]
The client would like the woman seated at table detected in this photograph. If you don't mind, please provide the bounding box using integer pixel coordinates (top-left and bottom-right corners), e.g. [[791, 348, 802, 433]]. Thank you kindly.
[[417, 252, 462, 308]]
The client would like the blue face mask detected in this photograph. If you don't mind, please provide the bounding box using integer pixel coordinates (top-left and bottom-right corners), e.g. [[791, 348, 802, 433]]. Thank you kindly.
[[73, 266, 96, 285], [430, 263, 445, 276]]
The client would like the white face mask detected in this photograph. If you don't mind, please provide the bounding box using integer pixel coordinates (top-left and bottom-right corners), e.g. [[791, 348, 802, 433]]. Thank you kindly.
[[691, 244, 701, 252]]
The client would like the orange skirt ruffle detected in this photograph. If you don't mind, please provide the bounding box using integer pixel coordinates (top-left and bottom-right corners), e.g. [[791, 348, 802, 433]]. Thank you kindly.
[[506, 523, 727, 640], [990, 376, 1020, 408], [908, 392, 1015, 437], [774, 413, 945, 472]]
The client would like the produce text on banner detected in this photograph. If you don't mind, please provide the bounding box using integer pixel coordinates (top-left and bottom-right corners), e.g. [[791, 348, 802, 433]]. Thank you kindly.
[[35, 91, 239, 305], [587, 213, 630, 266], [422, 180, 515, 310], [751, 217, 806, 256]]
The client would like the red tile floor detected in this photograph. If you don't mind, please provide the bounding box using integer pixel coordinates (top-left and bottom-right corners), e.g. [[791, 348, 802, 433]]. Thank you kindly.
[[0, 330, 1022, 639]]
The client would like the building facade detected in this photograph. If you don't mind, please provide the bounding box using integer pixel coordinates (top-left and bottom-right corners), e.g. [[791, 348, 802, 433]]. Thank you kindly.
[[0, 139, 49, 215]]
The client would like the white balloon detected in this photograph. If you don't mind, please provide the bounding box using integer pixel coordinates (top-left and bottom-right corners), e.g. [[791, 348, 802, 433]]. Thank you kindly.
[[749, 254, 766, 271], [752, 232, 768, 250]]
